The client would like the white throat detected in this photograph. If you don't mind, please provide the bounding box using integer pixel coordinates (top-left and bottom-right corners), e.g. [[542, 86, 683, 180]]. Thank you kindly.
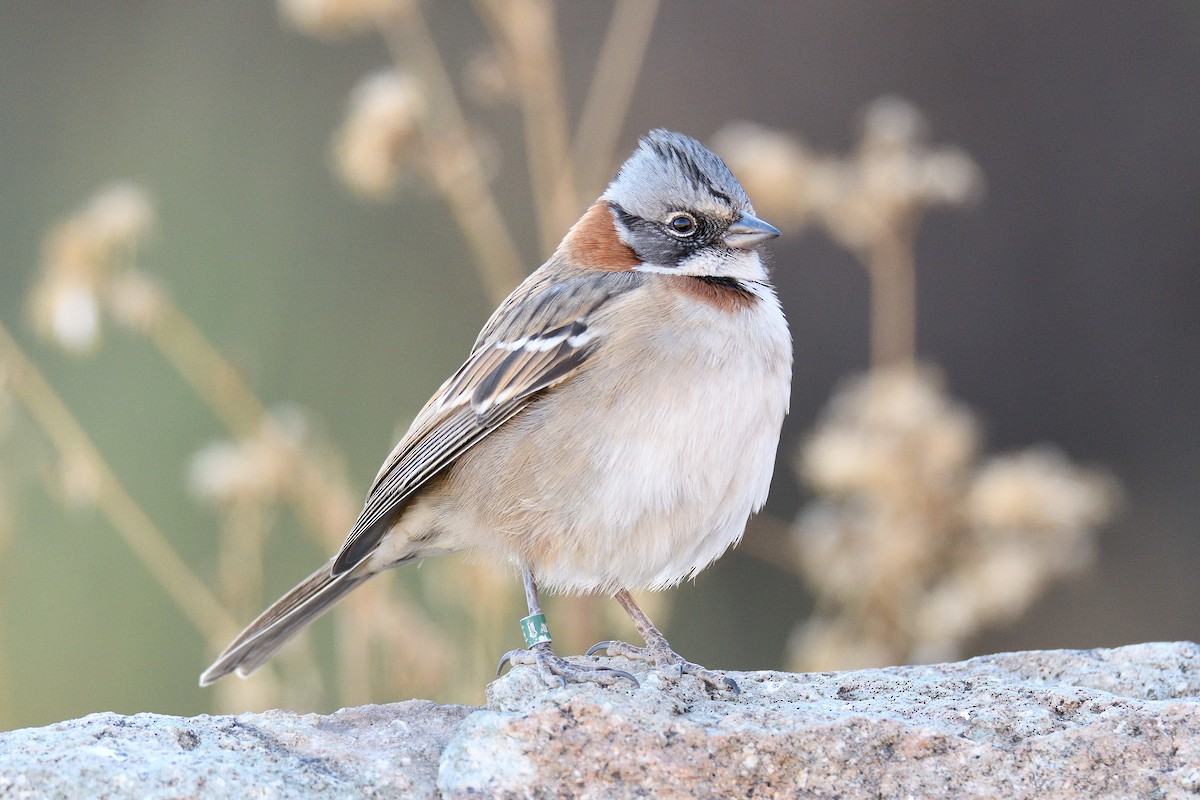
[[634, 248, 769, 282]]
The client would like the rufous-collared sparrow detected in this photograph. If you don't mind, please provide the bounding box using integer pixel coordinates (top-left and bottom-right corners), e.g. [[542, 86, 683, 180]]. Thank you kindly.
[[201, 129, 791, 693]]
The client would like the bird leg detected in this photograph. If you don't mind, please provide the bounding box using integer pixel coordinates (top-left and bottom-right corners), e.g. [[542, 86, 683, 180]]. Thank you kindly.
[[586, 589, 740, 694], [496, 565, 637, 688]]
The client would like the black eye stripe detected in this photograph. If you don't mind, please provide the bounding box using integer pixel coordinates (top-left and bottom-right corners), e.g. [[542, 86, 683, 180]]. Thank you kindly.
[[611, 204, 721, 267]]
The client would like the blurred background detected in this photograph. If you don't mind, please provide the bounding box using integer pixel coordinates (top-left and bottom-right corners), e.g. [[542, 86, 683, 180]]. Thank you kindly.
[[0, 1, 1197, 730]]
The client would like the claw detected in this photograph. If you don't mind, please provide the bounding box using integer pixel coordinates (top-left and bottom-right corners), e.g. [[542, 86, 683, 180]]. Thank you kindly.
[[585, 640, 614, 657], [724, 675, 740, 695], [601, 668, 639, 686], [496, 649, 519, 677], [582, 641, 640, 686]]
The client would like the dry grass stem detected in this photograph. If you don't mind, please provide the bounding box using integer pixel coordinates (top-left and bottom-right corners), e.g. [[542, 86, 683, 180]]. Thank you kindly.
[[333, 69, 426, 200], [475, 0, 579, 252], [573, 0, 660, 199], [35, 210, 349, 540], [0, 320, 238, 642], [335, 591, 376, 707], [716, 99, 982, 368], [866, 229, 917, 368], [366, 576, 454, 700], [148, 298, 268, 438], [216, 505, 276, 621], [417, 135, 528, 305], [380, 4, 527, 303], [189, 406, 442, 705]]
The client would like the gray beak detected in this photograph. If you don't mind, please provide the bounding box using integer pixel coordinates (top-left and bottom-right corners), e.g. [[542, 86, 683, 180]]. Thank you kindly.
[[723, 212, 781, 250]]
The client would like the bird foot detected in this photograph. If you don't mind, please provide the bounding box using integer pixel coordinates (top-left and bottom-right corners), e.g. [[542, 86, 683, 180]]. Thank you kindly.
[[497, 642, 639, 689], [586, 637, 739, 694]]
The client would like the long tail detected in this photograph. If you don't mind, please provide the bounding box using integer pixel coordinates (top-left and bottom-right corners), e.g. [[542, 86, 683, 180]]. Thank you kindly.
[[199, 556, 376, 686]]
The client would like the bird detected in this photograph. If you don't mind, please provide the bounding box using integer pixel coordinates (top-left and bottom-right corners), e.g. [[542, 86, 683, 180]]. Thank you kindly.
[[200, 129, 791, 693]]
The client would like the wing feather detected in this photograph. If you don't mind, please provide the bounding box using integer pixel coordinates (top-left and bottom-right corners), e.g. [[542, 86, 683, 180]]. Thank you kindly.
[[331, 269, 642, 574]]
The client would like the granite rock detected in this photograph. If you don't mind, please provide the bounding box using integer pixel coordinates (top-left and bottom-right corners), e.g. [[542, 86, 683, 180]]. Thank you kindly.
[[0, 700, 472, 799], [2, 642, 1198, 799]]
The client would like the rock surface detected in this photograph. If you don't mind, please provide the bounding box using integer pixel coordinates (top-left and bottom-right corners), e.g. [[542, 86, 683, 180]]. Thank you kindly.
[[2, 642, 1199, 798]]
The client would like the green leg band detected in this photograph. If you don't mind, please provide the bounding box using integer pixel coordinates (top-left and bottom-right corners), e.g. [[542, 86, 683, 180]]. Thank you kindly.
[[520, 613, 552, 647]]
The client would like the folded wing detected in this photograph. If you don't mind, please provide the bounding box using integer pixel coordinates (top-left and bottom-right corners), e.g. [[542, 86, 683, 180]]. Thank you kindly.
[[332, 270, 641, 574]]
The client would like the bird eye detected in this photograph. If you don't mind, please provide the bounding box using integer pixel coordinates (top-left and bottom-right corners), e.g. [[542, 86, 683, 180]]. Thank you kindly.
[[667, 213, 697, 237]]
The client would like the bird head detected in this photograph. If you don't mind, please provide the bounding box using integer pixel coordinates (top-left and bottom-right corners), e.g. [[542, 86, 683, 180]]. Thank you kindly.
[[598, 129, 780, 280]]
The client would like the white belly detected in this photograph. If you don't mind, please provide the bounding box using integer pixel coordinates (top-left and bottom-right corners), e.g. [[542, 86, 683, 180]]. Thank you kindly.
[[556, 345, 789, 592]]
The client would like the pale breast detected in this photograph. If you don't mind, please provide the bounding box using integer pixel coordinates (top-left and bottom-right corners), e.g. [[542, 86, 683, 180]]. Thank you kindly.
[[435, 277, 792, 595]]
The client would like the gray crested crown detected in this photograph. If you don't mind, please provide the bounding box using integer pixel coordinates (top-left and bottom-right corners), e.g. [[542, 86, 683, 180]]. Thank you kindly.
[[601, 129, 752, 222]]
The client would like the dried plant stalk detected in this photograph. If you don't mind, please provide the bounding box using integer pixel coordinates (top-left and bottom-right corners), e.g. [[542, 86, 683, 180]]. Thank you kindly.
[[865, 228, 917, 368], [716, 101, 982, 369], [379, 3, 527, 304], [135, 295, 263, 436], [573, 0, 660, 199], [475, 0, 579, 252], [0, 320, 238, 643]]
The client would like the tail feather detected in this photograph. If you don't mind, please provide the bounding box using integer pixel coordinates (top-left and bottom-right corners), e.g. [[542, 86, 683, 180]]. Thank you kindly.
[[199, 557, 373, 687]]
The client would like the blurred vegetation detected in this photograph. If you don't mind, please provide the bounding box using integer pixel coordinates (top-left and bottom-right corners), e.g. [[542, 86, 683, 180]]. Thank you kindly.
[[0, 1, 1132, 730]]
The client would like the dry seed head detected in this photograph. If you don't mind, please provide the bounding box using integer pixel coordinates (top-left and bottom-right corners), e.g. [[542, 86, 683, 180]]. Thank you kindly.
[[713, 122, 814, 228], [333, 69, 425, 199], [856, 98, 983, 219], [800, 366, 979, 496], [860, 96, 928, 150], [278, 0, 409, 39], [913, 578, 982, 649], [106, 270, 167, 332], [968, 447, 1118, 532], [791, 363, 1115, 669], [917, 148, 984, 207], [794, 498, 937, 607], [965, 543, 1053, 618], [719, 101, 982, 255], [29, 222, 102, 353], [78, 183, 154, 251], [189, 407, 311, 507], [30, 184, 154, 353], [31, 280, 101, 354], [912, 539, 1056, 661], [791, 501, 865, 599]]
